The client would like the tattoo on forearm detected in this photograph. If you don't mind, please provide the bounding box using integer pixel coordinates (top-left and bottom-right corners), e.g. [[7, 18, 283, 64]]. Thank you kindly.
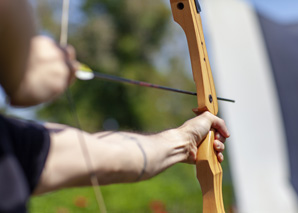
[[134, 141, 147, 181], [120, 133, 147, 181]]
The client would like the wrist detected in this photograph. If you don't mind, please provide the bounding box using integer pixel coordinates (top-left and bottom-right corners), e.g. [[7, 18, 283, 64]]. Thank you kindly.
[[155, 128, 192, 163]]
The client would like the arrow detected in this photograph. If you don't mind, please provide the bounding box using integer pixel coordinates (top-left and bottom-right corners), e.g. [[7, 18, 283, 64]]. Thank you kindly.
[[76, 68, 235, 103]]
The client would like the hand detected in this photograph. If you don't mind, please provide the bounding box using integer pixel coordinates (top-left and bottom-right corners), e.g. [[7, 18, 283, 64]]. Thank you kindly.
[[10, 36, 78, 106], [179, 112, 230, 164], [214, 131, 226, 163]]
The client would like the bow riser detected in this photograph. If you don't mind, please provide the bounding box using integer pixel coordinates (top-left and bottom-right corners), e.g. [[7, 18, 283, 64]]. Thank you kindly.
[[169, 0, 224, 212], [169, 0, 218, 115]]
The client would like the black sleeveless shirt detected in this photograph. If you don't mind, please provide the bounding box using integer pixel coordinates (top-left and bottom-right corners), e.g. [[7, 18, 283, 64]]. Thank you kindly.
[[0, 115, 50, 212]]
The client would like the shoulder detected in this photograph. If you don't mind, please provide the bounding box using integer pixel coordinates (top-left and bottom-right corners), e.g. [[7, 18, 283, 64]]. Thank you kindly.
[[0, 114, 51, 212], [0, 114, 51, 192]]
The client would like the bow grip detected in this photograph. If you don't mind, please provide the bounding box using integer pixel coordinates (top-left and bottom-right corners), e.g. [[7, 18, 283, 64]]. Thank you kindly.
[[196, 129, 225, 213]]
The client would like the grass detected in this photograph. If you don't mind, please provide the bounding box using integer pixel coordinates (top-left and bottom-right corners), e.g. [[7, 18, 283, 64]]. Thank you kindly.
[[29, 162, 235, 213]]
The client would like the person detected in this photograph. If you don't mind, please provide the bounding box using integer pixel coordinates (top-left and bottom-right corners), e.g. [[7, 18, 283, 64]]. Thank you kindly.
[[0, 0, 230, 212]]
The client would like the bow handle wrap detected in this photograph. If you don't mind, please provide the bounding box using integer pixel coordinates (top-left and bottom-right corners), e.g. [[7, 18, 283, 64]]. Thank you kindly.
[[169, 0, 224, 212]]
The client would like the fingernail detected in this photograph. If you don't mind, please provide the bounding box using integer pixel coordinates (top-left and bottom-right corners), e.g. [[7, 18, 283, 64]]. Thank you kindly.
[[215, 132, 220, 139]]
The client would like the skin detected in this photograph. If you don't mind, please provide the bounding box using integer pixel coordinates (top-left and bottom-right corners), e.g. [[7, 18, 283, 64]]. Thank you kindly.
[[0, 0, 230, 196], [11, 36, 77, 106], [0, 2, 76, 106], [0, 0, 35, 99], [34, 112, 229, 194]]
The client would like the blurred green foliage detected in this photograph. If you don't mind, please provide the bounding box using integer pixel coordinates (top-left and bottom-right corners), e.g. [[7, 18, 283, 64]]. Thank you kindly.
[[36, 0, 196, 132], [30, 163, 234, 212], [30, 0, 235, 212]]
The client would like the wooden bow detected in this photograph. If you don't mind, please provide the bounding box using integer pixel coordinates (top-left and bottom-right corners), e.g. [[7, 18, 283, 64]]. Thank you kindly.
[[169, 0, 224, 212]]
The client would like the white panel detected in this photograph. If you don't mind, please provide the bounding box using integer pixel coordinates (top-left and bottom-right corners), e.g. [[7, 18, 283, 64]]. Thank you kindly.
[[201, 0, 298, 212]]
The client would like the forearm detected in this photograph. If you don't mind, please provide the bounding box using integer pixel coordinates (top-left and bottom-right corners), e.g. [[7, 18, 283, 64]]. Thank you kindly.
[[35, 113, 229, 195], [35, 124, 188, 194], [0, 0, 35, 98], [92, 130, 189, 182]]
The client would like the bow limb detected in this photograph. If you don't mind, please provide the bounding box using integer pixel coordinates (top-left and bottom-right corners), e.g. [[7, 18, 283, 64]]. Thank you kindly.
[[169, 0, 224, 212]]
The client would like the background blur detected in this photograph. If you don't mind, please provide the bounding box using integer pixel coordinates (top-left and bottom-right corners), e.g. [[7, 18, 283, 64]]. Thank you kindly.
[[1, 0, 297, 212], [26, 0, 235, 212]]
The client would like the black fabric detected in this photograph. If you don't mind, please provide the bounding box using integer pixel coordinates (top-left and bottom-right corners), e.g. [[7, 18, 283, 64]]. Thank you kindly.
[[257, 13, 298, 195], [0, 115, 50, 213]]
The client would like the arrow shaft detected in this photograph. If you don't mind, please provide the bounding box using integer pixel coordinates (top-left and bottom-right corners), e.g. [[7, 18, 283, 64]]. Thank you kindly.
[[92, 72, 235, 103]]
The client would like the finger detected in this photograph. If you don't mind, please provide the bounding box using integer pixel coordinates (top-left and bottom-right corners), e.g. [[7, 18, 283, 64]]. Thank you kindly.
[[209, 115, 230, 138], [66, 45, 76, 61], [217, 152, 224, 163], [56, 44, 77, 84], [215, 132, 226, 143], [200, 112, 230, 138], [214, 140, 225, 152], [65, 46, 79, 80]]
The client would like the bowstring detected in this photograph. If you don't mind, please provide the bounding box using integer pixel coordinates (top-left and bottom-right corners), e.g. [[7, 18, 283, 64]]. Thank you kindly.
[[60, 0, 107, 212]]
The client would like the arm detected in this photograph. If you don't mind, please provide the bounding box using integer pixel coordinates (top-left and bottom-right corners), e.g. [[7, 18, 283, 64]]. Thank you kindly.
[[34, 112, 229, 195], [0, 1, 75, 107], [0, 0, 35, 98], [10, 36, 77, 106]]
